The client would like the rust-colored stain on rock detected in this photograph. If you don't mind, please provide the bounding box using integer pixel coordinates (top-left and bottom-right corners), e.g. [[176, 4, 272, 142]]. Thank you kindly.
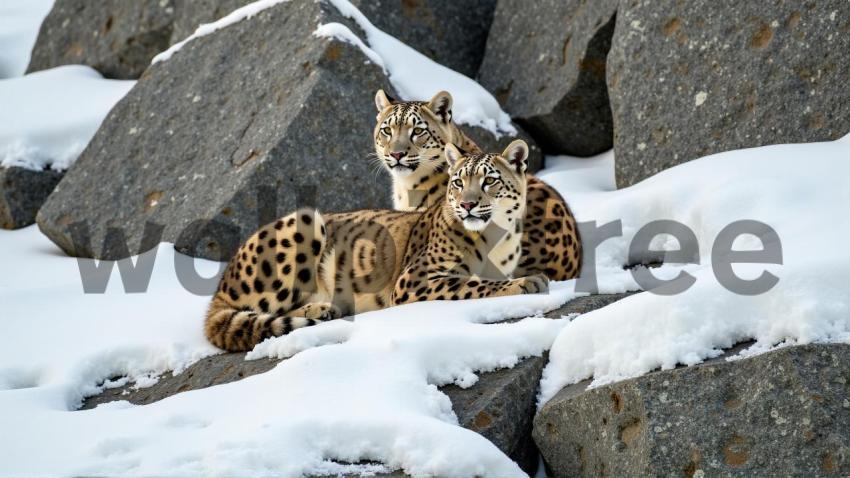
[[750, 24, 774, 49], [66, 42, 84, 57], [472, 410, 492, 429], [788, 11, 802, 29], [823, 451, 836, 473], [619, 419, 642, 446], [611, 391, 623, 413], [663, 18, 682, 37], [723, 434, 749, 466], [324, 42, 343, 61]]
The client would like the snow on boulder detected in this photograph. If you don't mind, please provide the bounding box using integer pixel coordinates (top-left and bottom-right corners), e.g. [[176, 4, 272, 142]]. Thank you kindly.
[[355, 0, 497, 78], [534, 343, 850, 477], [27, 0, 498, 81], [26, 0, 256, 79], [36, 0, 532, 261], [609, 0, 850, 187], [477, 0, 618, 157], [531, 134, 850, 475], [0, 66, 134, 229]]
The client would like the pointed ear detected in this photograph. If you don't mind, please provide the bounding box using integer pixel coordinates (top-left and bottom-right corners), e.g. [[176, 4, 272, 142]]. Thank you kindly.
[[501, 140, 529, 173], [444, 143, 463, 169], [427, 90, 452, 124], [375, 89, 394, 112]]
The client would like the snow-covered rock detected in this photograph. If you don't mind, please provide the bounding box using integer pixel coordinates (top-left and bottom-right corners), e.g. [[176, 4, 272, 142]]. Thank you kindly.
[[0, 66, 135, 172], [535, 343, 850, 477], [532, 133, 850, 475], [80, 293, 634, 476], [27, 0, 256, 79], [609, 0, 850, 187], [28, 0, 499, 80], [0, 65, 134, 229], [36, 0, 532, 261]]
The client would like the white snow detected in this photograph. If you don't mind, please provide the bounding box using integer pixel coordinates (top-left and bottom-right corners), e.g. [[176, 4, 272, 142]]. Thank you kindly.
[[537, 134, 850, 405], [153, 0, 514, 136], [0, 226, 221, 399], [0, 226, 577, 477], [0, 0, 53, 78], [0, 65, 135, 171]]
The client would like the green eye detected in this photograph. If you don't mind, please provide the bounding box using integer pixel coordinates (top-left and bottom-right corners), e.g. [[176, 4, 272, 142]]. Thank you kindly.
[[381, 127, 392, 136], [452, 179, 463, 189], [483, 177, 497, 186], [412, 127, 425, 135]]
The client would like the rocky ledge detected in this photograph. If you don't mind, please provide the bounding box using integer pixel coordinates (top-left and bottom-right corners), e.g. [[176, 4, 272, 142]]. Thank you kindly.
[[535, 342, 850, 477]]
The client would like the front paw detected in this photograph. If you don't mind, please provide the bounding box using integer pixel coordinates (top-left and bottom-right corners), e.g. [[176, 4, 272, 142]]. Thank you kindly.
[[517, 274, 549, 294], [304, 303, 342, 321]]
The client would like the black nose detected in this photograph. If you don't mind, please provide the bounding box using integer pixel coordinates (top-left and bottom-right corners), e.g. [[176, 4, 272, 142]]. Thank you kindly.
[[389, 151, 407, 161], [460, 201, 477, 211]]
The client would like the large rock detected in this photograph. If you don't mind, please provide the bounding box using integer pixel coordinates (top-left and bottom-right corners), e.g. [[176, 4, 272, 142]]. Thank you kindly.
[[609, 1, 850, 187], [477, 0, 618, 157], [441, 354, 547, 474], [0, 167, 63, 229], [35, 0, 537, 261], [82, 293, 633, 475], [28, 0, 214, 80], [35, 0, 393, 261], [27, 0, 497, 80], [535, 343, 850, 477], [357, 0, 497, 78]]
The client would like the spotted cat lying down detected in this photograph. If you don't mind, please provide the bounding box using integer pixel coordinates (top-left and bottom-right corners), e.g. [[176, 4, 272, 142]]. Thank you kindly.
[[205, 141, 547, 351]]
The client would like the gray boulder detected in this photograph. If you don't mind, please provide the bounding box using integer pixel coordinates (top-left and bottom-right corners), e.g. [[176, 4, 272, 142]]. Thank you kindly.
[[609, 0, 850, 187], [0, 167, 63, 229], [535, 343, 850, 477], [36, 0, 393, 261], [29, 0, 200, 80], [27, 0, 497, 80], [171, 0, 260, 43], [357, 0, 497, 78], [35, 0, 538, 261], [442, 354, 547, 474], [477, 0, 618, 157]]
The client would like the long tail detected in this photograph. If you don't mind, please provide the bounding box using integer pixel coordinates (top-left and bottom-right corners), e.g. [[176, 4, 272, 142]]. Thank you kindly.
[[204, 294, 321, 352], [204, 208, 331, 352]]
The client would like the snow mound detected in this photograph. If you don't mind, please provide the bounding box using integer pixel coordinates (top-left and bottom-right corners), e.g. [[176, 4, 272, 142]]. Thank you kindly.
[[538, 134, 850, 405], [0, 225, 579, 476], [0, 65, 135, 171], [0, 0, 53, 78]]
